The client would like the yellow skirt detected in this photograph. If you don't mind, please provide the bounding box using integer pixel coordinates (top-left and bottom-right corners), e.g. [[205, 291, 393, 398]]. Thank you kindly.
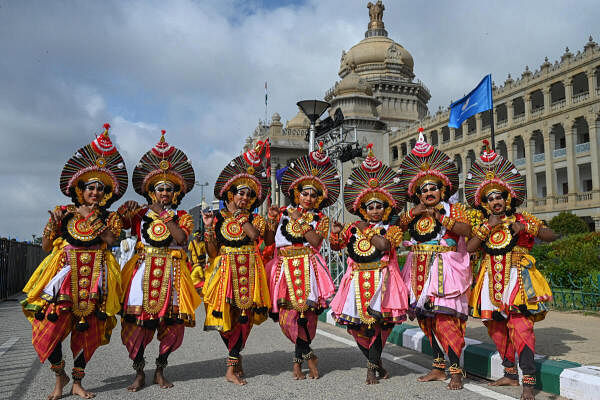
[[203, 249, 271, 333]]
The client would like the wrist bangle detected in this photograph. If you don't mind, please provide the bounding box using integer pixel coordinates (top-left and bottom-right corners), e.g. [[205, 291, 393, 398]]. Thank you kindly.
[[300, 222, 312, 235], [237, 216, 249, 226], [442, 216, 456, 231]]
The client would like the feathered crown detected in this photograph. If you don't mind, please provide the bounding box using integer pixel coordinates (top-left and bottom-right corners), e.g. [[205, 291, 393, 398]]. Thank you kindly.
[[214, 140, 270, 209], [465, 140, 526, 207], [344, 143, 404, 220], [60, 123, 128, 207], [132, 130, 195, 204], [398, 127, 458, 198], [281, 142, 340, 209]]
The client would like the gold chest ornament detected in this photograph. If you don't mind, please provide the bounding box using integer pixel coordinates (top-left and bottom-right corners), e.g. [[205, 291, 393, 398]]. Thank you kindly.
[[66, 215, 97, 242]]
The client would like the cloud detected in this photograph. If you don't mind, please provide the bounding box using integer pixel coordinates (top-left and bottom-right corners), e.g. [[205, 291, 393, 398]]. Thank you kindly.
[[0, 0, 598, 238]]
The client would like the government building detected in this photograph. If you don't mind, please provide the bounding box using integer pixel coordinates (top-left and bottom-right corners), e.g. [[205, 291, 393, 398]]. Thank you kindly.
[[244, 1, 600, 230]]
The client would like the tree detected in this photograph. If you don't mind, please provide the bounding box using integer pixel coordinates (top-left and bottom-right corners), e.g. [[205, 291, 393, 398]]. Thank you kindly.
[[548, 212, 589, 237]]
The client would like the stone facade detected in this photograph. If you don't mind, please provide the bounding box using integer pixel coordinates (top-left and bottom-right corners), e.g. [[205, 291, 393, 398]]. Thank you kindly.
[[389, 37, 600, 229]]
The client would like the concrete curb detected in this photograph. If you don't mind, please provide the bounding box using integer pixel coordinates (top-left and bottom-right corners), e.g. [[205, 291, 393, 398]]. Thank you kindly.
[[318, 309, 599, 400]]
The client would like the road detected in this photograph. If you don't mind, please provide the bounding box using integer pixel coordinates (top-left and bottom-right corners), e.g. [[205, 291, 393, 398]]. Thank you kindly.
[[0, 299, 564, 400]]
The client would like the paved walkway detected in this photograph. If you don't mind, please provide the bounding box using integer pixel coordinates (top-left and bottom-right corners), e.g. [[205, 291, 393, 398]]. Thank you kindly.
[[465, 310, 600, 366]]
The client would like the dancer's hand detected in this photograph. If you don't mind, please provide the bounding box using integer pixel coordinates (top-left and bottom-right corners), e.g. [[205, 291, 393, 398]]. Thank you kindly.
[[331, 221, 343, 234]]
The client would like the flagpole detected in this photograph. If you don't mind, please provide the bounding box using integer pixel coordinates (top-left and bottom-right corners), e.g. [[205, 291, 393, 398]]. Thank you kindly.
[[490, 105, 496, 151]]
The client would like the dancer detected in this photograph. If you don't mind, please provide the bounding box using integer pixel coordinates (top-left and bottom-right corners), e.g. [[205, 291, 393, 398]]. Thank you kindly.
[[329, 144, 408, 384], [466, 140, 556, 400], [396, 128, 472, 390], [202, 142, 271, 385], [118, 130, 201, 391], [22, 123, 126, 399], [188, 230, 207, 293], [264, 142, 338, 380]]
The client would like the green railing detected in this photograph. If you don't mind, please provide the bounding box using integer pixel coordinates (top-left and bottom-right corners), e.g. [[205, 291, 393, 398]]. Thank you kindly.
[[546, 272, 600, 311]]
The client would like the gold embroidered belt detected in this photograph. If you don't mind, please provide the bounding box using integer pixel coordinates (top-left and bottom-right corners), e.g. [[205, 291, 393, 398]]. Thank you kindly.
[[279, 245, 312, 313], [69, 250, 104, 318], [223, 245, 256, 311], [353, 261, 383, 325], [410, 244, 456, 253], [142, 246, 172, 315]]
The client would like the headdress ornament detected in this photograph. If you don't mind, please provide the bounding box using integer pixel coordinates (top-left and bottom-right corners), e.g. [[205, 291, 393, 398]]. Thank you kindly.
[[344, 144, 404, 220], [60, 123, 128, 207], [214, 140, 270, 208], [281, 141, 340, 209], [465, 140, 525, 207], [398, 127, 458, 198], [132, 130, 195, 204]]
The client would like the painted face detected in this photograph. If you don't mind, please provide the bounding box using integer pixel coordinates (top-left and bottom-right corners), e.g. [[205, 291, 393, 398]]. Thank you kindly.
[[82, 181, 104, 206], [233, 187, 253, 210], [486, 192, 506, 215], [154, 183, 174, 206], [299, 187, 318, 210], [365, 201, 384, 222], [419, 183, 441, 207]]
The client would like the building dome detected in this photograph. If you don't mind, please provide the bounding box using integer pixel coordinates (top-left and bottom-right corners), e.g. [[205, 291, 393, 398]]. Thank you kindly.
[[286, 107, 310, 130], [338, 1, 413, 79], [334, 69, 373, 96]]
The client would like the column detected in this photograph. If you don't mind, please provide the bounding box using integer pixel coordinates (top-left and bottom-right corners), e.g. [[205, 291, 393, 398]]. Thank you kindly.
[[589, 114, 600, 201], [543, 132, 555, 205], [271, 165, 277, 206], [543, 87, 552, 115], [524, 93, 531, 121], [524, 137, 536, 203], [565, 123, 578, 203], [565, 79, 573, 105], [476, 113, 482, 137], [507, 101, 514, 126], [588, 68, 597, 98]]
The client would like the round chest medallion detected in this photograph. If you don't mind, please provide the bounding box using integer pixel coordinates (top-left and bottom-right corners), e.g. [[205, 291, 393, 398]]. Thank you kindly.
[[416, 216, 435, 235]]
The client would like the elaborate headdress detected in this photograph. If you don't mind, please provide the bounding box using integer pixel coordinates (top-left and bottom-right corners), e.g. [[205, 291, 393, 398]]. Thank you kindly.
[[60, 123, 128, 208], [344, 144, 404, 221], [132, 130, 195, 206], [398, 127, 458, 202], [281, 142, 340, 209], [464, 140, 526, 210], [214, 140, 270, 210]]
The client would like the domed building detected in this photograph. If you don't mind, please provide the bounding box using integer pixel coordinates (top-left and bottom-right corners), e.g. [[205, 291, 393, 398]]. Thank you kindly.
[[251, 1, 430, 213]]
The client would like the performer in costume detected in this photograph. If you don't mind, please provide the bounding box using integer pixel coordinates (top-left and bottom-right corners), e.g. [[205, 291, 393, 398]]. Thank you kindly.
[[202, 142, 271, 386], [396, 128, 472, 390], [188, 230, 207, 293], [118, 130, 201, 391], [263, 142, 338, 380], [465, 140, 556, 400], [329, 144, 408, 384], [21, 123, 125, 400]]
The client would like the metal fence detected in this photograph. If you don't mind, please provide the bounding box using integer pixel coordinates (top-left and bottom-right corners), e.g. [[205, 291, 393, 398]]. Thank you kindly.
[[546, 272, 600, 311], [0, 239, 46, 300]]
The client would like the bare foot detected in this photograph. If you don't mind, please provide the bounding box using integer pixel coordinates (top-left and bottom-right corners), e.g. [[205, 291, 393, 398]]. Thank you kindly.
[[127, 371, 145, 392], [307, 356, 319, 379], [71, 381, 96, 398], [366, 369, 379, 385], [521, 386, 535, 400], [47, 373, 69, 400], [293, 363, 306, 380], [377, 361, 390, 380], [447, 373, 463, 390], [417, 368, 446, 382], [235, 358, 245, 378], [489, 376, 519, 386], [153, 368, 174, 389], [225, 366, 247, 385]]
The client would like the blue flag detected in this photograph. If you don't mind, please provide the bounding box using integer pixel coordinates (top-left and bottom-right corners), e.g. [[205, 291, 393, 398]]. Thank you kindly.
[[448, 74, 492, 128]]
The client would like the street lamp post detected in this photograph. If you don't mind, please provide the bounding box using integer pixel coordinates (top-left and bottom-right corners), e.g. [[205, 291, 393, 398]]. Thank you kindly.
[[195, 181, 209, 231], [297, 99, 330, 154]]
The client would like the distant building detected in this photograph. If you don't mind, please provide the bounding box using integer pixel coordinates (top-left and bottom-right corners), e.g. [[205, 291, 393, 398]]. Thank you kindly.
[[246, 1, 600, 230]]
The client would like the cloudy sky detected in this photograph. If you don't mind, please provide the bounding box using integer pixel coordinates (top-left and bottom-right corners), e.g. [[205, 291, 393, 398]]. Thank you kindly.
[[1, 0, 598, 239]]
